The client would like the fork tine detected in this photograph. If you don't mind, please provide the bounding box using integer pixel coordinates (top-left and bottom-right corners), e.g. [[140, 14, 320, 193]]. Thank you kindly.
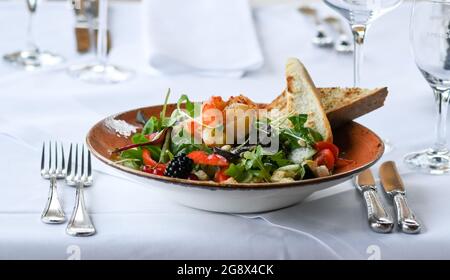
[[87, 149, 92, 179], [48, 141, 52, 172], [81, 144, 85, 179], [75, 144, 79, 179], [41, 142, 45, 172], [54, 141, 59, 174], [67, 143, 73, 176], [61, 143, 65, 173]]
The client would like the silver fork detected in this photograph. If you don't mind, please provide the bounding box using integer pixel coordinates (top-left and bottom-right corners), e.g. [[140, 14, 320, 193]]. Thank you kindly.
[[66, 144, 96, 236], [40, 141, 66, 224]]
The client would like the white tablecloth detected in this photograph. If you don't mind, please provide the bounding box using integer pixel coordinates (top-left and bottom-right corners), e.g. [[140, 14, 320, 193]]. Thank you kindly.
[[1, 1, 449, 260]]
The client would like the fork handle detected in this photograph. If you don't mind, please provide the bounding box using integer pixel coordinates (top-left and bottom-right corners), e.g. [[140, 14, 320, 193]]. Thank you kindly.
[[41, 176, 66, 224], [66, 182, 96, 237]]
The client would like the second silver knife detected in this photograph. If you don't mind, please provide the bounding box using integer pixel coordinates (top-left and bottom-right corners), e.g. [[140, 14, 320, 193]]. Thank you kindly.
[[354, 169, 394, 233], [379, 161, 421, 234]]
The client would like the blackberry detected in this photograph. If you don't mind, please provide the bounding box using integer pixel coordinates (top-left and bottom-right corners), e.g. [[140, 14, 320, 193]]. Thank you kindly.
[[164, 154, 194, 179]]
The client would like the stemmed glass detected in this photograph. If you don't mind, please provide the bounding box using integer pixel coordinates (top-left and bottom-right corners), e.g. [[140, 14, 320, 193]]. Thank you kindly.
[[68, 0, 133, 83], [3, 0, 64, 70], [405, 0, 450, 174], [322, 0, 403, 86], [322, 0, 403, 153]]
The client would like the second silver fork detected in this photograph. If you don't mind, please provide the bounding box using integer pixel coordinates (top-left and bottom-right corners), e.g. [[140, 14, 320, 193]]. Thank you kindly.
[[65, 144, 96, 237]]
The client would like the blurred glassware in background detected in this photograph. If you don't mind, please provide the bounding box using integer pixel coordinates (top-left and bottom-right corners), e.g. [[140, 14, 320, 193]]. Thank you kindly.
[[3, 0, 64, 70], [405, 0, 450, 174], [68, 0, 133, 83], [298, 6, 335, 48], [323, 0, 403, 87], [323, 15, 353, 53]]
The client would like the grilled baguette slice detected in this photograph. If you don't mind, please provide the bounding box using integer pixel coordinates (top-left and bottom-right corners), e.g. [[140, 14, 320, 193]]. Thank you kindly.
[[281, 58, 333, 142], [319, 87, 388, 128], [268, 87, 388, 129]]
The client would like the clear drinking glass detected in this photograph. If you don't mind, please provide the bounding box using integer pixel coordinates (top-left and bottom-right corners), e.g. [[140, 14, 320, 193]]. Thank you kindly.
[[323, 0, 403, 86], [68, 0, 133, 83], [405, 0, 450, 174], [3, 0, 64, 70]]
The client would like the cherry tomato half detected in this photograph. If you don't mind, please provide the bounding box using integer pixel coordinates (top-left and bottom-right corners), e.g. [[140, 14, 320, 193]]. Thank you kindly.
[[314, 148, 335, 170], [142, 149, 167, 170], [314, 141, 339, 159]]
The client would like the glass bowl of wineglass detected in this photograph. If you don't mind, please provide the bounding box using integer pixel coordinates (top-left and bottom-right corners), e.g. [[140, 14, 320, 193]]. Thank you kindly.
[[405, 0, 450, 174]]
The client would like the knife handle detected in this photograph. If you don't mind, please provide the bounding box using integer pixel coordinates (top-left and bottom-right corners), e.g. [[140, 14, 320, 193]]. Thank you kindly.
[[362, 189, 394, 233], [393, 193, 421, 234]]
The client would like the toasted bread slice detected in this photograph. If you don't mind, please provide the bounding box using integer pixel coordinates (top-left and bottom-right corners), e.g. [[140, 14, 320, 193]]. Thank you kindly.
[[282, 58, 333, 142], [267, 87, 388, 128], [319, 87, 388, 128]]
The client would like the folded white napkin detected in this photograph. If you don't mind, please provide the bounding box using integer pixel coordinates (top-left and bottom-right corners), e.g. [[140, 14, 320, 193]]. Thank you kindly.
[[142, 0, 264, 78]]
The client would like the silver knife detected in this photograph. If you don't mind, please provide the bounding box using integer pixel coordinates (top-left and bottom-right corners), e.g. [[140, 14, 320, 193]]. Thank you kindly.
[[354, 169, 394, 233], [379, 161, 421, 234]]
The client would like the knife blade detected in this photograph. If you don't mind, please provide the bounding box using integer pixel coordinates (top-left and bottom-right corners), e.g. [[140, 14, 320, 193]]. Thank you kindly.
[[379, 161, 421, 234], [354, 169, 393, 233]]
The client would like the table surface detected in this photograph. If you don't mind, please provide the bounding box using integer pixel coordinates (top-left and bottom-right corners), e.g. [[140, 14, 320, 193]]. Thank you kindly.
[[1, 1, 449, 260]]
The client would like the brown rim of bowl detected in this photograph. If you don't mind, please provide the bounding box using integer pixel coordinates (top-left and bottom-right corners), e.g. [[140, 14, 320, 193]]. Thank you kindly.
[[86, 114, 385, 191]]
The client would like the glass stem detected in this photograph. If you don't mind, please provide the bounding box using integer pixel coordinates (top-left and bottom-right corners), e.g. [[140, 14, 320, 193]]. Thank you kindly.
[[26, 10, 38, 52], [431, 87, 450, 154], [351, 24, 367, 87], [97, 0, 108, 66]]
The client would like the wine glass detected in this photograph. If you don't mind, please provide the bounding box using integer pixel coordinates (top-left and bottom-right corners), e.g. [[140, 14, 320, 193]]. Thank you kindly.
[[323, 0, 403, 86], [323, 0, 402, 153], [68, 0, 133, 83], [405, 0, 450, 174], [3, 0, 64, 70]]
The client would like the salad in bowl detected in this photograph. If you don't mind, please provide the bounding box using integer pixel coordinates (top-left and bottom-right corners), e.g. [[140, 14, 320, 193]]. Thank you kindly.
[[113, 81, 353, 184], [87, 58, 386, 212]]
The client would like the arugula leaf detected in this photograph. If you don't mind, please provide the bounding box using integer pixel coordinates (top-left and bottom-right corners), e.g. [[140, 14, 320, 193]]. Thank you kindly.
[[120, 149, 143, 162], [224, 163, 247, 182], [177, 94, 196, 118], [241, 146, 271, 182], [307, 128, 323, 142], [267, 151, 292, 167], [141, 89, 179, 135], [289, 114, 308, 130], [132, 133, 149, 144], [159, 128, 172, 163], [142, 116, 160, 135], [297, 164, 306, 180], [161, 116, 177, 128], [160, 88, 171, 121], [279, 114, 324, 148], [122, 160, 141, 170]]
